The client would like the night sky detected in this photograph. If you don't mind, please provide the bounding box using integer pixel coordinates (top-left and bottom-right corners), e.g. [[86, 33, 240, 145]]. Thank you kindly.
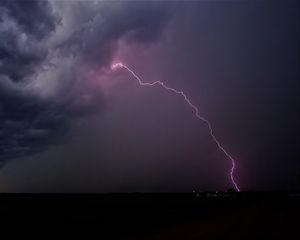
[[0, 0, 299, 193]]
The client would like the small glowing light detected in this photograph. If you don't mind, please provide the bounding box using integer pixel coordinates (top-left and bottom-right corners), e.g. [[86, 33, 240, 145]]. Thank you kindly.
[[111, 62, 124, 70]]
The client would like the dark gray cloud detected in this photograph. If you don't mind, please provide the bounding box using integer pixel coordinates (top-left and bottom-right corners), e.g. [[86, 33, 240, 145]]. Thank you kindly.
[[58, 1, 170, 67], [0, 93, 67, 166], [1, 0, 58, 39], [0, 0, 171, 165], [0, 0, 57, 82]]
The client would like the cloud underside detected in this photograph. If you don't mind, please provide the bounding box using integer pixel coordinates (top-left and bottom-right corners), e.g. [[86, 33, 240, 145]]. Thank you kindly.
[[0, 0, 170, 164]]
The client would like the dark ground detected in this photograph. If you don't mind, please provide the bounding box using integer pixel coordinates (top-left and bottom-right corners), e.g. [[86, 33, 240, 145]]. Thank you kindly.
[[0, 191, 299, 239]]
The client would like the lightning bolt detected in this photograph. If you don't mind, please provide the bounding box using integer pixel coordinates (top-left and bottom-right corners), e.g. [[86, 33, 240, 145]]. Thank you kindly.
[[111, 62, 240, 192]]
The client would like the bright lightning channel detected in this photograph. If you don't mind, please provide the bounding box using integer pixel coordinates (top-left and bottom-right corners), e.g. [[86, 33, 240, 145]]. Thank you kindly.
[[111, 62, 240, 192]]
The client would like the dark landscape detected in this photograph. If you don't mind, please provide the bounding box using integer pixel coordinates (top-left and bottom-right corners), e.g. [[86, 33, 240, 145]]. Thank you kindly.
[[1, 191, 299, 239]]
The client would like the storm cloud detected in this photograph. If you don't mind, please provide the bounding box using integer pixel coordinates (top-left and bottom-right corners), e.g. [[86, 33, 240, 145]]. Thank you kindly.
[[0, 0, 171, 165], [0, 1, 298, 192]]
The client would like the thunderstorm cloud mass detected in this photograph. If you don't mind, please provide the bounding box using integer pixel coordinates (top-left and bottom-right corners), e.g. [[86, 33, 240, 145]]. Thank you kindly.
[[0, 0, 299, 192]]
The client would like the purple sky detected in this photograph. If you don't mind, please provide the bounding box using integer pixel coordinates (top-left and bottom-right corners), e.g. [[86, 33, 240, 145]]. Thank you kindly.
[[0, 0, 299, 192]]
